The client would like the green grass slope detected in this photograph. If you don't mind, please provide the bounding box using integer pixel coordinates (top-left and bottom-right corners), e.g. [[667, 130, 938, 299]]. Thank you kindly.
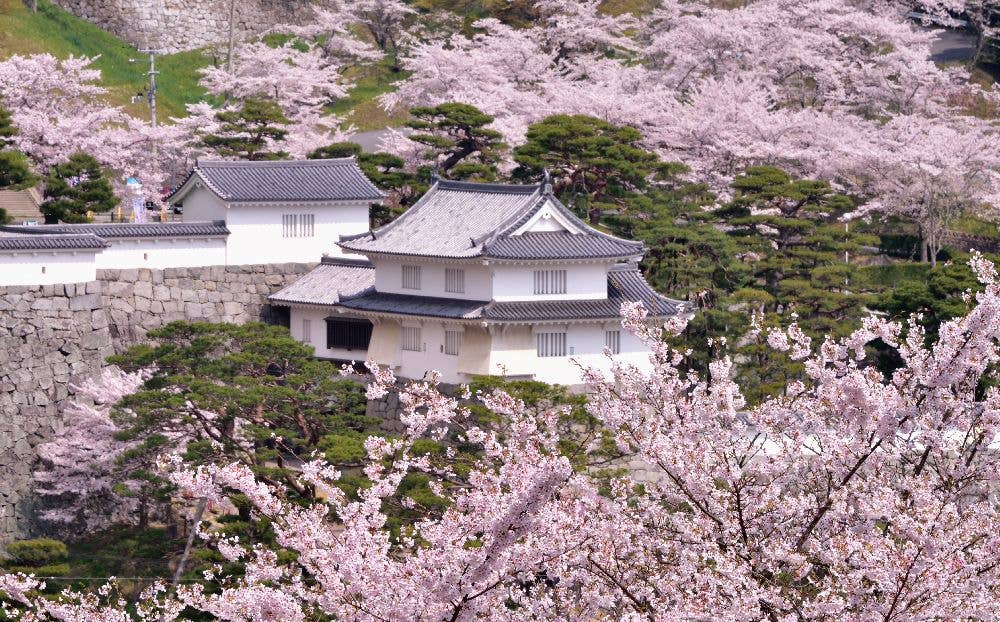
[[0, 0, 211, 119]]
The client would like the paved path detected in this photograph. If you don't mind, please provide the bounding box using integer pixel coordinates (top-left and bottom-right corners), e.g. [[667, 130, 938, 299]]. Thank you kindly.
[[929, 28, 977, 62]]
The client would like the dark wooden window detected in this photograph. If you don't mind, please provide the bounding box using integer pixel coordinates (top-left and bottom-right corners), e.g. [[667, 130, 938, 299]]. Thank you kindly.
[[325, 318, 373, 350]]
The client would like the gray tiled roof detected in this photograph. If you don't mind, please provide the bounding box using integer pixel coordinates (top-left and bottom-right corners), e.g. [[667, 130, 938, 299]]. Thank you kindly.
[[0, 221, 230, 239], [328, 265, 685, 322], [168, 158, 384, 203], [339, 179, 644, 261], [338, 292, 485, 319], [485, 231, 642, 260], [0, 232, 108, 251], [268, 258, 375, 307]]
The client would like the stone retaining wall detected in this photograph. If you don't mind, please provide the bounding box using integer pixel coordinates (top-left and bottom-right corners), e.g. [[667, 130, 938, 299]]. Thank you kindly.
[[0, 263, 312, 541], [50, 0, 316, 53]]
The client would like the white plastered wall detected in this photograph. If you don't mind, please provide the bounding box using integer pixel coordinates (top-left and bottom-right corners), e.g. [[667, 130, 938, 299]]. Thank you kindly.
[[96, 238, 227, 269], [374, 258, 492, 301], [0, 250, 99, 286], [491, 263, 610, 301], [224, 202, 370, 266]]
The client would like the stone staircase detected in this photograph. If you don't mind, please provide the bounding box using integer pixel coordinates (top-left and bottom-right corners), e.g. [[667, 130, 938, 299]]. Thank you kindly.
[[0, 188, 43, 224]]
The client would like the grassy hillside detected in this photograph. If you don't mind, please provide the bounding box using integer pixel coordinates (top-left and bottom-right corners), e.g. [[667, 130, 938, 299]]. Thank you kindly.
[[0, 0, 211, 119]]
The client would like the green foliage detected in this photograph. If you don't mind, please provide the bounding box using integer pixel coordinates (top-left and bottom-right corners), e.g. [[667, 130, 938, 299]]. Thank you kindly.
[[308, 142, 363, 159], [873, 255, 985, 340], [407, 102, 505, 180], [0, 100, 37, 194], [40, 152, 116, 223], [0, 149, 37, 192], [309, 141, 429, 226], [2, 538, 70, 583], [109, 321, 372, 516], [514, 114, 663, 221], [202, 98, 291, 161], [0, 0, 211, 120]]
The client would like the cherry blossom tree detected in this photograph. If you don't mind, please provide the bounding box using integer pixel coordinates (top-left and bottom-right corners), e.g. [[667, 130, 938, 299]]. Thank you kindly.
[[7, 253, 1000, 620], [391, 0, 1000, 228], [32, 367, 152, 536], [0, 54, 192, 204]]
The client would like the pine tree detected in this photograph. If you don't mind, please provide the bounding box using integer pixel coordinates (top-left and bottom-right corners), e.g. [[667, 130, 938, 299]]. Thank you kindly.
[[407, 103, 505, 180], [0, 101, 37, 202], [40, 153, 116, 224], [513, 114, 662, 221], [202, 98, 291, 161]]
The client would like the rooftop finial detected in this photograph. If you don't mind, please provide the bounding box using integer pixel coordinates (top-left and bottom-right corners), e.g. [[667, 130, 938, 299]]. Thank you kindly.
[[431, 164, 441, 183], [542, 169, 552, 195]]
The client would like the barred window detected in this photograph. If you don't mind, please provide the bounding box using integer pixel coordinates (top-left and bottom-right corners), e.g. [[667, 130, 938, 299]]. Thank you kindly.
[[444, 330, 462, 356], [445, 268, 465, 293], [301, 318, 312, 344], [282, 213, 315, 238], [605, 330, 621, 354], [533, 269, 567, 295], [402, 265, 422, 290], [401, 325, 422, 351], [536, 332, 567, 357], [325, 318, 373, 350]]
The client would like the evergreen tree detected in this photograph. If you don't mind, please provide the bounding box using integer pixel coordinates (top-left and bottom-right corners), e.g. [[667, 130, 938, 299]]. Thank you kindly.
[[0, 101, 37, 201], [513, 114, 662, 221], [308, 141, 428, 226], [407, 103, 505, 180], [718, 166, 879, 337], [202, 98, 291, 161], [109, 322, 373, 501], [40, 153, 116, 224]]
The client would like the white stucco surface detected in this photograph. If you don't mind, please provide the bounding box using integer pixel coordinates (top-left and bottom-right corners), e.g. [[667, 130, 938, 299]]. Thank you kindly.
[[0, 250, 99, 286], [224, 203, 370, 266], [96, 237, 227, 269], [491, 263, 609, 301], [374, 259, 492, 300]]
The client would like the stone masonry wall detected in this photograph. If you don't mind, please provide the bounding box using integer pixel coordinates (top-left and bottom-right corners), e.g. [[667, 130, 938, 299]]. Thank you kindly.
[[50, 0, 316, 53], [0, 263, 313, 542]]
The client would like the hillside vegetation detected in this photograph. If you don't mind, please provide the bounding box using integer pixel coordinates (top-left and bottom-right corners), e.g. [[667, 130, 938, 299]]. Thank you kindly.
[[0, 0, 211, 119]]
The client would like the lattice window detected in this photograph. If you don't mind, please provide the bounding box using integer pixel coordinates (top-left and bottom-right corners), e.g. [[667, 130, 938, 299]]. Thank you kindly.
[[325, 318, 373, 350], [445, 268, 465, 293], [605, 330, 621, 354], [536, 332, 567, 357], [533, 269, 567, 295], [282, 214, 315, 238], [401, 325, 422, 351], [402, 265, 422, 290], [444, 330, 462, 356], [301, 318, 312, 343]]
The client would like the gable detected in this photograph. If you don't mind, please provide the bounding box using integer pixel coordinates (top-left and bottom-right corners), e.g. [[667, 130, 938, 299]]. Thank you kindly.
[[510, 199, 585, 236]]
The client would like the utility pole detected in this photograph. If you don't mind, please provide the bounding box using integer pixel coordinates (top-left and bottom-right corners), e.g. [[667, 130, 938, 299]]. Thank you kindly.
[[130, 49, 159, 128]]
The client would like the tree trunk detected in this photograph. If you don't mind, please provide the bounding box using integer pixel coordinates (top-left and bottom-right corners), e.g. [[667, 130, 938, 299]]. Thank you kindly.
[[920, 237, 928, 264], [171, 498, 207, 592], [26, 0, 37, 12]]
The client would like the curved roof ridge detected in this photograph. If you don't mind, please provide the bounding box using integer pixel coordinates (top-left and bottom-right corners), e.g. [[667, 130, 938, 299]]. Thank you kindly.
[[436, 179, 542, 194], [195, 157, 360, 168]]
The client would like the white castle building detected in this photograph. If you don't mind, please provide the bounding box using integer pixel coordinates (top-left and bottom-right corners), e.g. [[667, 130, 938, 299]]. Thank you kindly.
[[269, 178, 688, 386], [0, 158, 688, 385], [0, 158, 381, 286]]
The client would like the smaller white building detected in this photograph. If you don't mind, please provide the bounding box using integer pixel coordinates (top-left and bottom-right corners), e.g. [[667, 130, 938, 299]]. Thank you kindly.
[[167, 158, 384, 265], [270, 178, 690, 386], [0, 232, 106, 286], [0, 222, 230, 270]]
